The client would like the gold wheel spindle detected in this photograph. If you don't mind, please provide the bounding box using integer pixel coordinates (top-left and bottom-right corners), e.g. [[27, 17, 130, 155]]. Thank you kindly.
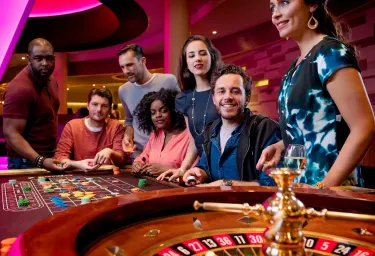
[[194, 201, 264, 215], [266, 210, 287, 238]]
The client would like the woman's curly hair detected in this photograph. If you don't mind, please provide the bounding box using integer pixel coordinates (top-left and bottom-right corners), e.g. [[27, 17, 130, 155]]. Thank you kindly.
[[134, 88, 186, 134]]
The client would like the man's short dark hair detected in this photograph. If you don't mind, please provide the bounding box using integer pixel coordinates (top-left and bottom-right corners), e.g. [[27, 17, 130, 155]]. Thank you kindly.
[[116, 44, 144, 59], [211, 64, 252, 98], [88, 88, 113, 107]]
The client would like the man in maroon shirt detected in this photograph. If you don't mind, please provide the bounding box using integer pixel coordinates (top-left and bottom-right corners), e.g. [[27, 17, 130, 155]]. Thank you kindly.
[[3, 38, 65, 171]]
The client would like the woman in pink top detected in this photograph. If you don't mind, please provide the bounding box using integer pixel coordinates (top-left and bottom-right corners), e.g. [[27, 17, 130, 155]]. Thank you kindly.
[[132, 89, 191, 176]]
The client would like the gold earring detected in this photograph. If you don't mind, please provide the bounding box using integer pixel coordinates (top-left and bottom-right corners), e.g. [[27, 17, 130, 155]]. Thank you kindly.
[[307, 14, 318, 29]]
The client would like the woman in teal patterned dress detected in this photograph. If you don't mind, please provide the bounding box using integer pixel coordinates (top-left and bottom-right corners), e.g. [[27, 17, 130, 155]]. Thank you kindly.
[[257, 0, 375, 187]]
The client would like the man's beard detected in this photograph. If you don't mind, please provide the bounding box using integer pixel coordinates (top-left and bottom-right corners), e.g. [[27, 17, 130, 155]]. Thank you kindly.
[[30, 66, 52, 81], [217, 105, 245, 121]]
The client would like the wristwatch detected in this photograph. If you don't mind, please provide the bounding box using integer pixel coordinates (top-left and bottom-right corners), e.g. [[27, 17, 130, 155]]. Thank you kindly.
[[222, 179, 233, 186]]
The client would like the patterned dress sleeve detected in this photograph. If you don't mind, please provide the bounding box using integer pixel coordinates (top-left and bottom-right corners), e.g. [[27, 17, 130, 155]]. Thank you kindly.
[[316, 39, 360, 85]]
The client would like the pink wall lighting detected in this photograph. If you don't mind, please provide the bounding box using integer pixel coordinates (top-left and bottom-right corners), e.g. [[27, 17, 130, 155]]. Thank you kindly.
[[0, 0, 36, 80], [29, 0, 102, 17]]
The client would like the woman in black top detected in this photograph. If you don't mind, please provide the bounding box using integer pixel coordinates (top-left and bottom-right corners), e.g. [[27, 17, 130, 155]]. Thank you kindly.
[[157, 35, 223, 181]]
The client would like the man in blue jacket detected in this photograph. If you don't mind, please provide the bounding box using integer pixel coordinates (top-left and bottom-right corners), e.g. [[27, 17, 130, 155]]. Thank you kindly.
[[183, 64, 281, 187]]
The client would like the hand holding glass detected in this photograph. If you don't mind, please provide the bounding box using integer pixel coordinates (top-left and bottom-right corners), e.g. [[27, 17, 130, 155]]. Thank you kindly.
[[284, 144, 307, 170]]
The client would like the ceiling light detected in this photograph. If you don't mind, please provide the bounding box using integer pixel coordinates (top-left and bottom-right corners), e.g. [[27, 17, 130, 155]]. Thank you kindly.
[[93, 84, 96, 87], [21, 57, 26, 60], [67, 88, 69, 91], [103, 86, 106, 88], [212, 31, 217, 35]]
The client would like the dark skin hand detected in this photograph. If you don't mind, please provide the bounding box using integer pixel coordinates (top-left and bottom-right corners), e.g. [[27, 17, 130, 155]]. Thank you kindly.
[[3, 118, 65, 172]]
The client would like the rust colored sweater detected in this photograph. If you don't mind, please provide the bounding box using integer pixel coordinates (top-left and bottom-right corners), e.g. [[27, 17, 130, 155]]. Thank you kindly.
[[54, 118, 125, 163]]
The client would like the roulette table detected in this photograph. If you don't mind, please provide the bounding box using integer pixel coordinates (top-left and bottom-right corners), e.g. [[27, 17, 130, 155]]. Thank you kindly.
[[5, 173, 375, 256], [0, 169, 178, 242]]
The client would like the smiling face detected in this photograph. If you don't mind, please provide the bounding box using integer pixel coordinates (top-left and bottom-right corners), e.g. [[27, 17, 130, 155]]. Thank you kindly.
[[212, 74, 248, 121], [150, 100, 172, 131], [270, 0, 313, 39], [185, 40, 212, 78]]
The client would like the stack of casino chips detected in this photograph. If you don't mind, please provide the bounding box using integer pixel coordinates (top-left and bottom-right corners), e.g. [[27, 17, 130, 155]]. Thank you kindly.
[[22, 186, 31, 192], [50, 196, 68, 207], [138, 179, 147, 188], [18, 199, 30, 207], [38, 177, 46, 183], [113, 167, 120, 175]]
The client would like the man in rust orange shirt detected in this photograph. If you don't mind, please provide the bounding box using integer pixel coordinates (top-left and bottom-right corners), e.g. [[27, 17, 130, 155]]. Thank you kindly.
[[54, 88, 127, 172]]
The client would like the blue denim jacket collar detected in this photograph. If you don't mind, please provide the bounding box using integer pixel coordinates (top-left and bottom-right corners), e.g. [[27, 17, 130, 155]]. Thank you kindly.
[[210, 112, 249, 139]]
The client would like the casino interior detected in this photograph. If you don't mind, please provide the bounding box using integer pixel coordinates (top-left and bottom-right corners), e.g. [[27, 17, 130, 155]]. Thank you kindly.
[[1, 0, 375, 255]]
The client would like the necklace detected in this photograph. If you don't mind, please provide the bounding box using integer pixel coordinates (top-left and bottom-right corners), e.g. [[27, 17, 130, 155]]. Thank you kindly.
[[191, 89, 211, 136]]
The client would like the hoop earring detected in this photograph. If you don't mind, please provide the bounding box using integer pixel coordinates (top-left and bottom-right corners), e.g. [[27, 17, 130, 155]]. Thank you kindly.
[[307, 14, 318, 30]]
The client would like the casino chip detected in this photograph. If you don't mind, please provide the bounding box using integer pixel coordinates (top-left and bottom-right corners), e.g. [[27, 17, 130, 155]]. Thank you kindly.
[[50, 196, 68, 207], [138, 179, 147, 187], [81, 197, 91, 205], [22, 186, 31, 192], [8, 179, 16, 184], [59, 193, 70, 198], [18, 199, 30, 207], [38, 177, 46, 183], [113, 167, 120, 175], [131, 188, 141, 193]]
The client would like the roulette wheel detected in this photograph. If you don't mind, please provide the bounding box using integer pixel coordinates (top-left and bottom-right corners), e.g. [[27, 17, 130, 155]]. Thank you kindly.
[[7, 169, 375, 256]]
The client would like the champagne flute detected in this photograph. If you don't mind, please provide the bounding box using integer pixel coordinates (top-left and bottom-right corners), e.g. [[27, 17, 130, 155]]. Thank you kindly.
[[284, 144, 307, 171]]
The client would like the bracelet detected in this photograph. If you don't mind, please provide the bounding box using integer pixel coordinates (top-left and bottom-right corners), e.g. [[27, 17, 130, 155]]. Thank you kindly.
[[316, 181, 326, 189], [34, 155, 46, 168], [34, 155, 41, 166]]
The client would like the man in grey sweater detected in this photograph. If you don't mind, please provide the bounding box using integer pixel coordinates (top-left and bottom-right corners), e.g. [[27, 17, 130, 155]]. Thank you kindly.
[[117, 44, 180, 156]]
